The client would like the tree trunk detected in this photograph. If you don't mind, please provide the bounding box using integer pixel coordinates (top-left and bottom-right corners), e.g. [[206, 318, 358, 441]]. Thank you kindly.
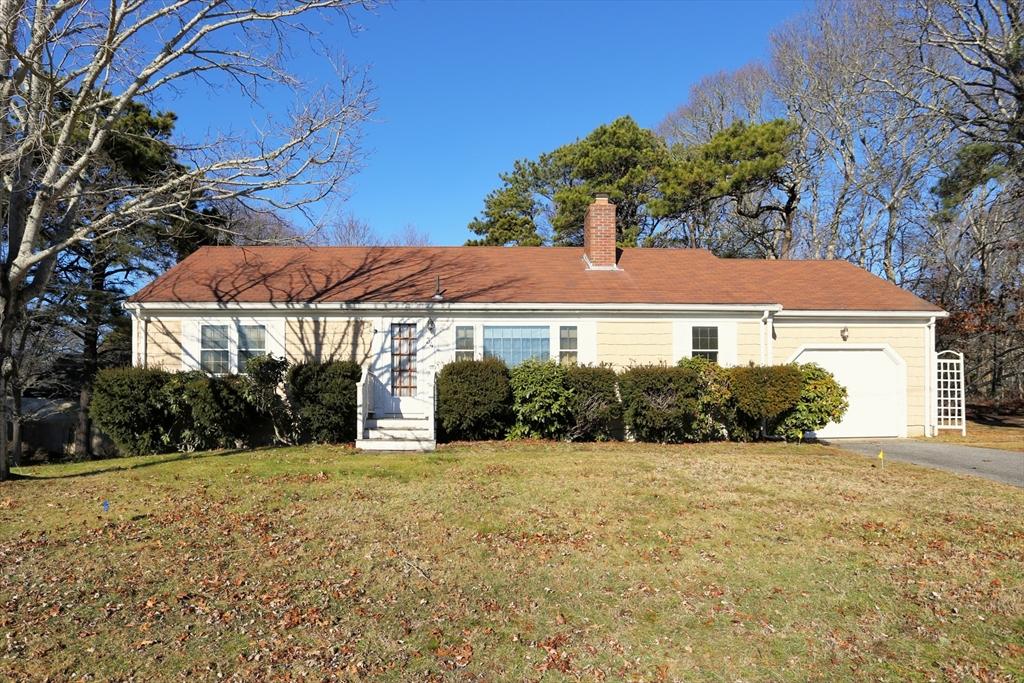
[[73, 259, 107, 460], [74, 382, 94, 460], [0, 370, 8, 481], [10, 382, 22, 467]]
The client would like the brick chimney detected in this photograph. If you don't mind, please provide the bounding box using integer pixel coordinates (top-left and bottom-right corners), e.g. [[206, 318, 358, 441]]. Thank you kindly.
[[583, 194, 618, 270]]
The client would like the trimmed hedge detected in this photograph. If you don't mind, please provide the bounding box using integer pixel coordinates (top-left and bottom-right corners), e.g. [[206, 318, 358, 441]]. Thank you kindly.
[[565, 365, 621, 441], [729, 364, 804, 436], [677, 356, 742, 441], [509, 360, 574, 439], [162, 371, 257, 452], [93, 358, 361, 455], [286, 360, 362, 444], [777, 363, 849, 440], [93, 353, 850, 455], [437, 358, 513, 441], [618, 365, 702, 443], [90, 367, 175, 456]]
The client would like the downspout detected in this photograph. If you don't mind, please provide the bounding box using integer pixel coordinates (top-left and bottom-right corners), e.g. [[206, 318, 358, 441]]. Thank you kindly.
[[130, 308, 138, 367], [141, 316, 149, 369], [759, 309, 770, 365]]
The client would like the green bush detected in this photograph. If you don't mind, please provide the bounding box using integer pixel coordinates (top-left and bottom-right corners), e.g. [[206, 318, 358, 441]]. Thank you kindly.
[[677, 356, 738, 441], [240, 354, 292, 444], [618, 365, 701, 443], [437, 358, 513, 441], [286, 360, 362, 444], [565, 364, 622, 441], [162, 372, 257, 452], [90, 367, 174, 456], [776, 363, 849, 441], [509, 360, 574, 439], [729, 364, 804, 437]]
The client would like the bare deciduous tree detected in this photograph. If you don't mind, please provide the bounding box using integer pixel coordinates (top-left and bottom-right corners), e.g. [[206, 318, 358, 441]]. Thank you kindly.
[[0, 1, 379, 479], [326, 214, 431, 246]]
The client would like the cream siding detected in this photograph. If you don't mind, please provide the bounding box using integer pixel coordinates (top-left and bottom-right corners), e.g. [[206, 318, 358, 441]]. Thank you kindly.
[[285, 318, 373, 364], [146, 319, 183, 371], [772, 323, 928, 436], [596, 320, 673, 368], [736, 321, 761, 366]]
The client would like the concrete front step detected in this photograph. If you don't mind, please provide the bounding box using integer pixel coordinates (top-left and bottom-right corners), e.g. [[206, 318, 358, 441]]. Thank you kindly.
[[359, 416, 436, 451], [356, 437, 436, 452], [367, 416, 431, 430], [367, 426, 431, 440]]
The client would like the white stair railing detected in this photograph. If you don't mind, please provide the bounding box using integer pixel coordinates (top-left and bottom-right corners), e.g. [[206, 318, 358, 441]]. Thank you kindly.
[[935, 350, 966, 436], [356, 367, 374, 441]]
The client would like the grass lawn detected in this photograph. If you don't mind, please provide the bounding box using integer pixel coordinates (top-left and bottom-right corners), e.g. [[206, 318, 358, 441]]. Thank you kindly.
[[928, 419, 1024, 453], [2, 442, 1022, 681]]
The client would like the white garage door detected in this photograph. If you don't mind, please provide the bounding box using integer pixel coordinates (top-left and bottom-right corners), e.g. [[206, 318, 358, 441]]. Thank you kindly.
[[793, 348, 905, 438]]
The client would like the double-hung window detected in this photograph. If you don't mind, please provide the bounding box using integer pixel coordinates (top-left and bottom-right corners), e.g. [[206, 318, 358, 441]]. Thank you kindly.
[[199, 322, 268, 374], [455, 326, 475, 361], [483, 326, 549, 366], [238, 324, 267, 370], [559, 326, 578, 364], [691, 326, 719, 362], [200, 325, 230, 374]]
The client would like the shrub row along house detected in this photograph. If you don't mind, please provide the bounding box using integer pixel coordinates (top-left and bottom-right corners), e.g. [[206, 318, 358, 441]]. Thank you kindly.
[[126, 195, 951, 451]]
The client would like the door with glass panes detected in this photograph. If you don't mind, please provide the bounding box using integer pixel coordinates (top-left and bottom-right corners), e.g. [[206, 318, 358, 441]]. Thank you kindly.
[[373, 322, 429, 417]]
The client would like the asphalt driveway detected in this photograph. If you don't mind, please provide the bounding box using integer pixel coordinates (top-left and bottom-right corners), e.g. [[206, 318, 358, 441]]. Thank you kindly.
[[832, 439, 1024, 487]]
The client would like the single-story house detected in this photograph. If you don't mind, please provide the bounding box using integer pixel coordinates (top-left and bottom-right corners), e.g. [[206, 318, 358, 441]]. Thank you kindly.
[[126, 195, 957, 451]]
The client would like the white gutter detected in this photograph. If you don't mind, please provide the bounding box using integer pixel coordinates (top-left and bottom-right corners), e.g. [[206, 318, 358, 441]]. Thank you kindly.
[[124, 300, 947, 319], [125, 301, 786, 314], [777, 309, 948, 319]]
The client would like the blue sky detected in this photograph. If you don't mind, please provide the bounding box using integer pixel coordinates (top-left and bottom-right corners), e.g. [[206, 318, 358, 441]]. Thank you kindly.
[[164, 0, 807, 245]]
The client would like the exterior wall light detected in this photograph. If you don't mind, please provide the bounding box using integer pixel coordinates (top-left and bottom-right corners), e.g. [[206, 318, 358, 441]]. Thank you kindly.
[[840, 326, 849, 341]]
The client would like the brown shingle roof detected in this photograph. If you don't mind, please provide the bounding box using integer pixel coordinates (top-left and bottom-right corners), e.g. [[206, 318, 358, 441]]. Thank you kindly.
[[128, 246, 942, 312]]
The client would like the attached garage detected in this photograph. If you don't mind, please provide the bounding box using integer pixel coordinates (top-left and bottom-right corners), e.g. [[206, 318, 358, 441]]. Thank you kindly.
[[791, 345, 908, 438]]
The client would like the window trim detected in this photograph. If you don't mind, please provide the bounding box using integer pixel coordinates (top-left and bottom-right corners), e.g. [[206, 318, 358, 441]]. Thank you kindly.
[[185, 318, 284, 374], [454, 325, 475, 362], [558, 325, 578, 365], [200, 324, 230, 375], [237, 323, 267, 372], [482, 324, 551, 366], [447, 320, 591, 366], [691, 325, 719, 363]]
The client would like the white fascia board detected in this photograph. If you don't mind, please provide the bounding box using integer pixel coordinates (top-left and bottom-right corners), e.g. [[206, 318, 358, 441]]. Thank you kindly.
[[126, 301, 785, 314], [777, 309, 947, 320]]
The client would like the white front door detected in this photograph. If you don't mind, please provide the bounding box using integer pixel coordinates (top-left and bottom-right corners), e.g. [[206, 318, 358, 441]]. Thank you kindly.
[[794, 347, 906, 438], [372, 322, 430, 417]]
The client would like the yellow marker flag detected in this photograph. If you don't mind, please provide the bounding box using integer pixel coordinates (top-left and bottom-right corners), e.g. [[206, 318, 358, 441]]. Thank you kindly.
[[878, 450, 884, 467]]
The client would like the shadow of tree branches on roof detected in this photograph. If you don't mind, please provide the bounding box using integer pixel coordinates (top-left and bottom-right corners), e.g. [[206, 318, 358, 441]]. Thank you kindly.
[[160, 247, 526, 306]]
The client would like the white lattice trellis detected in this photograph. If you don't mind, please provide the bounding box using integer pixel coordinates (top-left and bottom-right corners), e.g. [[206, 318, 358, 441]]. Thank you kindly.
[[935, 350, 966, 436]]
